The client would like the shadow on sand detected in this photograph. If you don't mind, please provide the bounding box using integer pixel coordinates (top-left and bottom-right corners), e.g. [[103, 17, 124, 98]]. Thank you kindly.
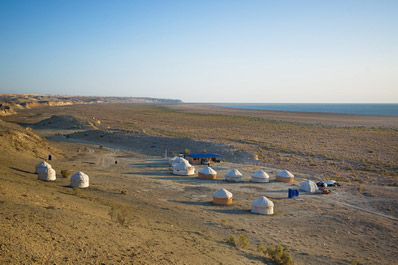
[[9, 167, 34, 174], [169, 200, 212, 206], [208, 208, 251, 215]]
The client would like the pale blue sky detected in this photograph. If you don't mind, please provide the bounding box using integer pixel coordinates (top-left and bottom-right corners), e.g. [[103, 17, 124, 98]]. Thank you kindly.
[[0, 0, 397, 103]]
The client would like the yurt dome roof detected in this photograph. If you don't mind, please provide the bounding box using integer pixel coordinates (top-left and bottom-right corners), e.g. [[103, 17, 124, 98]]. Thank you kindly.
[[252, 196, 274, 207], [71, 171, 89, 180], [172, 157, 187, 163], [225, 169, 242, 177], [251, 170, 269, 178], [199, 167, 217, 175], [299, 180, 318, 192], [277, 170, 294, 178], [174, 160, 192, 170], [36, 161, 51, 168], [213, 189, 232, 199]]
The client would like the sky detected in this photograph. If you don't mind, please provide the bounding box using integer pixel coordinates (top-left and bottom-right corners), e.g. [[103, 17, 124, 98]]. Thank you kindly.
[[0, 0, 397, 103]]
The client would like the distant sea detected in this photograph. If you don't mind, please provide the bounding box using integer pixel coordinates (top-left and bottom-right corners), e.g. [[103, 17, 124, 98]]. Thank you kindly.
[[216, 103, 398, 116]]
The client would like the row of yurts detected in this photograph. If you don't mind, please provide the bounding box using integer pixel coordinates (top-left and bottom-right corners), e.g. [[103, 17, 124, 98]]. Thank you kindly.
[[35, 161, 89, 188], [169, 156, 320, 215]]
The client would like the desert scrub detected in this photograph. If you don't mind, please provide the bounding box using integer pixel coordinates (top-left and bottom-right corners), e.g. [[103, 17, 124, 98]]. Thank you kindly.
[[225, 235, 236, 245], [60, 169, 70, 178], [258, 243, 294, 265], [109, 203, 134, 226], [225, 234, 250, 249], [237, 233, 250, 249]]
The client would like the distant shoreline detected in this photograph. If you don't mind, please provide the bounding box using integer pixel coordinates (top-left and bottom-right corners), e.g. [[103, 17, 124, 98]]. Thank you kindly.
[[215, 103, 398, 116], [170, 103, 398, 129]]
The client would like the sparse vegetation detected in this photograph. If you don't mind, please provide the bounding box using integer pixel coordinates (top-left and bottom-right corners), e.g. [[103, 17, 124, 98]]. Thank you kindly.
[[237, 233, 250, 249], [225, 235, 236, 245], [60, 169, 71, 178], [351, 258, 365, 265], [225, 233, 249, 249], [109, 203, 134, 226], [258, 243, 294, 265]]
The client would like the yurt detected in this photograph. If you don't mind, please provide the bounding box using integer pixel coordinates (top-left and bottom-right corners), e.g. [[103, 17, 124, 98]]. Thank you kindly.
[[70, 171, 89, 188], [35, 161, 51, 173], [37, 166, 56, 181], [213, 189, 233, 205], [172, 160, 195, 176], [251, 196, 274, 215], [276, 170, 295, 183], [171, 157, 188, 169], [299, 180, 318, 192], [198, 166, 217, 180], [224, 169, 242, 182], [169, 156, 182, 165], [251, 170, 270, 183]]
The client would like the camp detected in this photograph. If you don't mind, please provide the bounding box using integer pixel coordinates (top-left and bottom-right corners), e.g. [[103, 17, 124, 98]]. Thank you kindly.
[[35, 161, 52, 174], [198, 166, 217, 180], [70, 171, 90, 188], [172, 160, 195, 176], [251, 170, 269, 183], [224, 169, 242, 182], [251, 196, 274, 215], [37, 166, 56, 181], [276, 169, 295, 183], [299, 180, 318, 192], [212, 189, 233, 205]]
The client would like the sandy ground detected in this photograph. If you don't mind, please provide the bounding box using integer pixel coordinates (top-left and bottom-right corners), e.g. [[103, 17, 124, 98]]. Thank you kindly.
[[1, 105, 398, 264]]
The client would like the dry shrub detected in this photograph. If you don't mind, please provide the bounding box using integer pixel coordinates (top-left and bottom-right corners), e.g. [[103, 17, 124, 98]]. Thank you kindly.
[[225, 233, 250, 249], [109, 203, 134, 226], [60, 169, 70, 178], [258, 243, 294, 265]]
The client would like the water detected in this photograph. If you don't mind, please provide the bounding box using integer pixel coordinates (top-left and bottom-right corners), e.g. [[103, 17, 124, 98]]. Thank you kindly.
[[216, 103, 398, 116]]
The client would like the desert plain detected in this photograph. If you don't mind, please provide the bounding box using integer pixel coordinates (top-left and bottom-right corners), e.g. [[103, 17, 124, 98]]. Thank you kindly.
[[0, 102, 397, 264]]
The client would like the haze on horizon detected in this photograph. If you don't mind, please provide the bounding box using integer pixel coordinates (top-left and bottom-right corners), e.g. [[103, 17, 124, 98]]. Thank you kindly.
[[0, 0, 397, 103]]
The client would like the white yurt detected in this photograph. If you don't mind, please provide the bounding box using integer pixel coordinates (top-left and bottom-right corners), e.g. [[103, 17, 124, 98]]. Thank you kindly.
[[35, 161, 51, 173], [171, 157, 188, 169], [169, 156, 181, 165], [251, 196, 274, 215], [198, 167, 217, 180], [172, 160, 195, 176], [37, 166, 56, 181], [70, 171, 89, 188], [251, 170, 270, 183], [276, 169, 295, 183], [224, 169, 242, 182], [299, 180, 318, 192], [213, 189, 233, 205]]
